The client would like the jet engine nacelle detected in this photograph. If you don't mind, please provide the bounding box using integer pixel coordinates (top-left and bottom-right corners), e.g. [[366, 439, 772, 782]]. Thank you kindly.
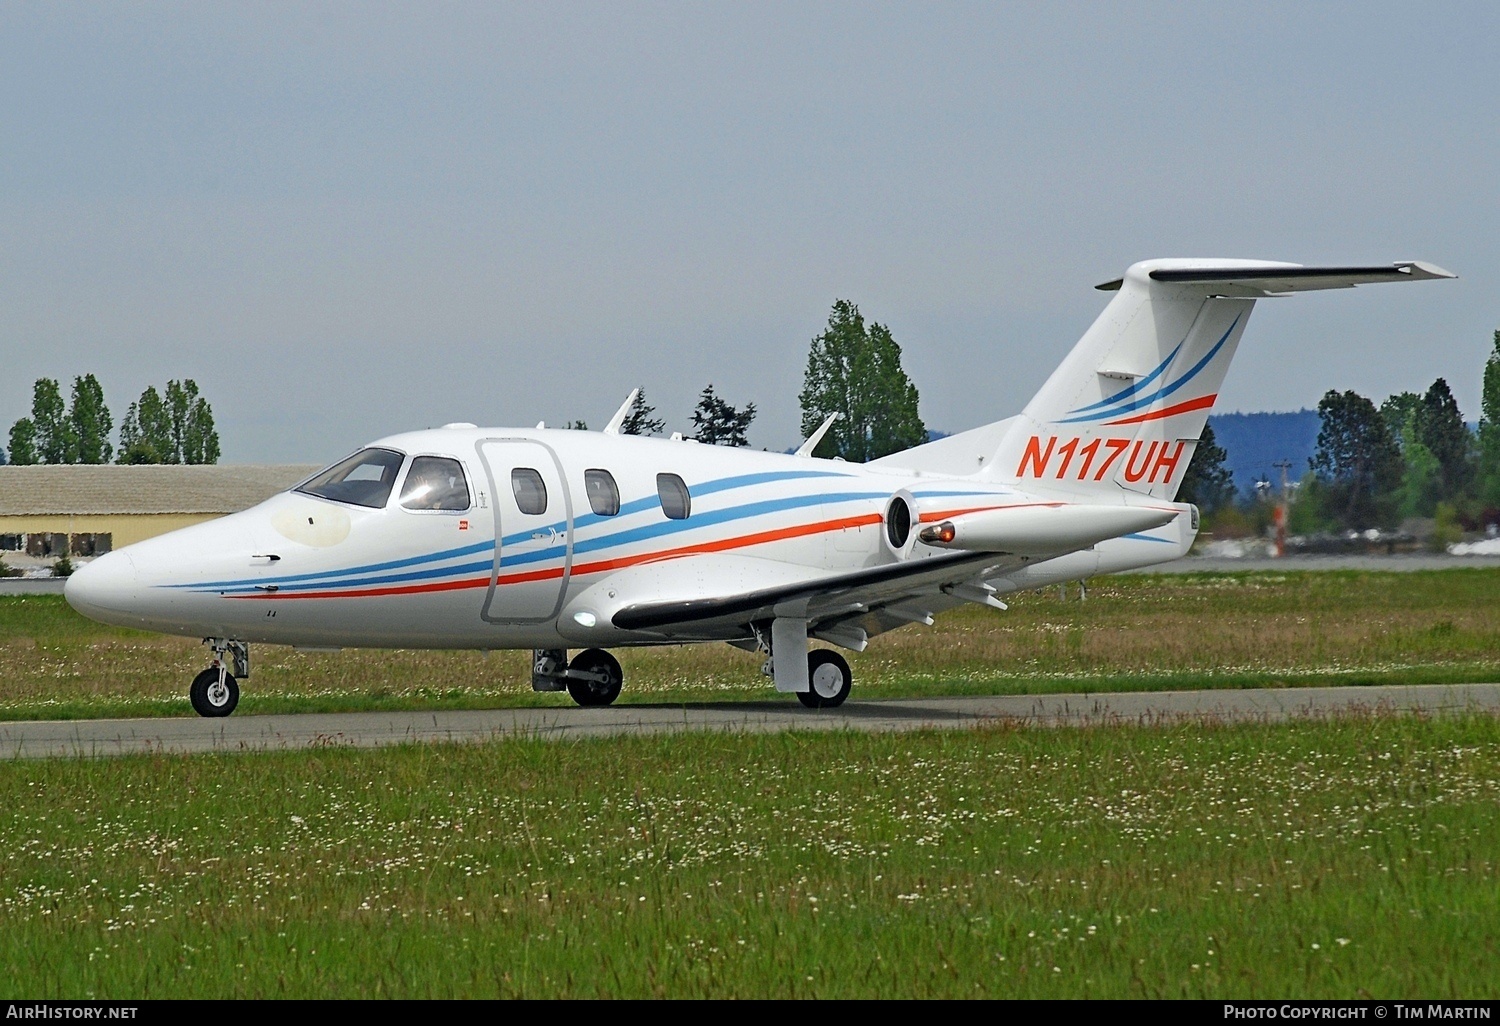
[[917, 502, 1180, 556]]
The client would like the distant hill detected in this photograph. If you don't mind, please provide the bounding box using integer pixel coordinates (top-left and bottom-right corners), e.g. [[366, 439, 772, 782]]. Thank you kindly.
[[1207, 410, 1321, 498]]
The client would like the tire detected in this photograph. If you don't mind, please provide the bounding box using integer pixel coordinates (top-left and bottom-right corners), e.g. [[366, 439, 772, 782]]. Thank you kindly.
[[566, 648, 623, 707], [190, 667, 239, 718], [798, 649, 851, 709]]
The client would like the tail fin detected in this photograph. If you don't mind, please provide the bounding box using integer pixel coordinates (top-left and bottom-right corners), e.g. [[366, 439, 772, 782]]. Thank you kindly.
[[874, 258, 1454, 498]]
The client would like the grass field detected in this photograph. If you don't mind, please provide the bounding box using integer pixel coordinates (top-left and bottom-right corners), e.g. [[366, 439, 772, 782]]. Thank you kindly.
[[2, 716, 1496, 998], [2, 568, 1499, 720]]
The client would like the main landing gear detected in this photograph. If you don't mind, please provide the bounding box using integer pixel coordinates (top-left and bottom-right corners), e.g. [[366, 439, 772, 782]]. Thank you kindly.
[[191, 639, 248, 717], [758, 617, 854, 709], [532, 648, 624, 707], [799, 649, 852, 709]]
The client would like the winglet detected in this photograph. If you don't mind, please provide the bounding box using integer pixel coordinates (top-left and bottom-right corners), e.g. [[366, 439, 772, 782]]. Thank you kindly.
[[795, 412, 840, 457], [602, 389, 640, 436]]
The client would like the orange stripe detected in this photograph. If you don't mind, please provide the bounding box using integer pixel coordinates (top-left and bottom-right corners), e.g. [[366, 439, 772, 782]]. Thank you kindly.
[[229, 512, 884, 602], [1102, 393, 1216, 426], [917, 502, 1064, 523]]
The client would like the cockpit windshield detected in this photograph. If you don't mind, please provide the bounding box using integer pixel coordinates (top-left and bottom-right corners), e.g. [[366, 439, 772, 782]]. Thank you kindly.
[[297, 448, 406, 509]]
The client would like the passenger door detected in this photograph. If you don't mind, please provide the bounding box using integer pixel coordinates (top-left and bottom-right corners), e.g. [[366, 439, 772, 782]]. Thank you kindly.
[[477, 439, 573, 623]]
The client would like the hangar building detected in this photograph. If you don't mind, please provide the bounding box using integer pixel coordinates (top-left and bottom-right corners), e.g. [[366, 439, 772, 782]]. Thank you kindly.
[[0, 464, 320, 557]]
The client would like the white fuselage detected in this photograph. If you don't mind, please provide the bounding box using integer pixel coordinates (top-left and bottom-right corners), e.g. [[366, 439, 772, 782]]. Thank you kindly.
[[64, 426, 1195, 650]]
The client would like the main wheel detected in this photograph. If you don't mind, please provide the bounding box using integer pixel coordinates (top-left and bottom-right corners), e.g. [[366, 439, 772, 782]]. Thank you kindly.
[[190, 667, 239, 718], [798, 649, 851, 709], [566, 648, 623, 707]]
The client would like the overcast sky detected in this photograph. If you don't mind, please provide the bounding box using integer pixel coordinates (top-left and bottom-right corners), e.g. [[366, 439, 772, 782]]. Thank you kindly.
[[2, 2, 1496, 463]]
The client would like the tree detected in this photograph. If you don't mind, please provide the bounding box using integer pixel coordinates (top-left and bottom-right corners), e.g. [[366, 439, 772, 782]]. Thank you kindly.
[[117, 386, 171, 464], [619, 389, 665, 436], [118, 380, 220, 464], [1415, 378, 1470, 500], [691, 384, 756, 446], [27, 379, 72, 464], [1480, 330, 1500, 504], [1379, 391, 1422, 446], [1311, 389, 1403, 530], [564, 420, 589, 430], [1176, 423, 1236, 512], [166, 379, 220, 465], [799, 300, 925, 462], [7, 418, 37, 465], [1382, 389, 1437, 517], [68, 373, 113, 464]]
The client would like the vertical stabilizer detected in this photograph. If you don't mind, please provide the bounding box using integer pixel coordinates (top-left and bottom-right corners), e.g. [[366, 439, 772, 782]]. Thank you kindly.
[[871, 258, 1453, 495], [988, 259, 1278, 499]]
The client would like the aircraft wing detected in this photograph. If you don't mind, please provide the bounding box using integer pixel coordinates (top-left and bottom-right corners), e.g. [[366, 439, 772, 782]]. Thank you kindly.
[[601, 550, 1026, 648]]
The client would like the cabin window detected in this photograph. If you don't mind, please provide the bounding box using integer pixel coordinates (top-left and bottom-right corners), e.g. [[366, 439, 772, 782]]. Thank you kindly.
[[584, 469, 620, 517], [657, 473, 691, 520], [299, 448, 406, 509], [511, 468, 548, 516], [400, 456, 471, 511]]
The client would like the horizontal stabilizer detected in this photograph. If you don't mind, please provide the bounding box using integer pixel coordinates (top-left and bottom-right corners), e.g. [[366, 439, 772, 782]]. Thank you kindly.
[[1096, 261, 1455, 296], [917, 503, 1179, 555]]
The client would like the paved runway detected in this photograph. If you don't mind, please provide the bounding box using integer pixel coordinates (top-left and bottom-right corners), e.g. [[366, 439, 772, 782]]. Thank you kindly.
[[3, 684, 1497, 760]]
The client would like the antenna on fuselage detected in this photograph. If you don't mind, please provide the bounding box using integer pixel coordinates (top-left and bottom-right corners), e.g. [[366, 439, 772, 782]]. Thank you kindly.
[[794, 412, 840, 458], [602, 388, 641, 436]]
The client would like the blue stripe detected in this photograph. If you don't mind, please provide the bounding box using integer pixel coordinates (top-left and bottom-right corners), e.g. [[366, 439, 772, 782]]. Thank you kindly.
[[210, 558, 497, 596], [1056, 316, 1239, 425], [171, 539, 493, 590], [567, 491, 887, 559], [175, 467, 854, 591], [1121, 532, 1175, 544], [1064, 342, 1183, 416], [183, 483, 886, 594]]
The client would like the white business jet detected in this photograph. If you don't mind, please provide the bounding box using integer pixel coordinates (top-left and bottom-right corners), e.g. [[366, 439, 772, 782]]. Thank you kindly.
[[65, 258, 1453, 716]]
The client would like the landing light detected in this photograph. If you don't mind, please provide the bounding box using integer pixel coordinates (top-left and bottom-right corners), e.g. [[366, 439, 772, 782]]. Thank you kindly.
[[573, 610, 598, 628], [919, 521, 956, 545]]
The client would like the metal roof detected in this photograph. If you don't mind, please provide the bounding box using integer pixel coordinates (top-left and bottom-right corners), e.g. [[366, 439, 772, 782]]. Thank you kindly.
[[0, 465, 322, 516]]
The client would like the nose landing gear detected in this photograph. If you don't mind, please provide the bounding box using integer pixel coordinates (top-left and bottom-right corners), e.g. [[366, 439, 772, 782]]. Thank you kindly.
[[529, 647, 624, 707], [191, 639, 247, 718]]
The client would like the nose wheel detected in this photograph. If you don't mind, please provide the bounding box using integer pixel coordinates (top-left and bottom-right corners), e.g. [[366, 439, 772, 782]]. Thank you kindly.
[[190, 667, 239, 717], [565, 648, 624, 707], [191, 639, 248, 718]]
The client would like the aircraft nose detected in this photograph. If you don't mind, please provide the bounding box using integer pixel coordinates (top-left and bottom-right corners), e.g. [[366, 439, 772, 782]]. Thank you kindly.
[[64, 549, 142, 626]]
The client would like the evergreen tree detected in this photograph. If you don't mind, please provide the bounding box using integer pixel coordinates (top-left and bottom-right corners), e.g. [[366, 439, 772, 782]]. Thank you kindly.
[[1177, 423, 1236, 512], [691, 384, 756, 446], [1379, 391, 1422, 447], [1415, 377, 1471, 500], [68, 373, 113, 464], [7, 419, 36, 465], [1311, 389, 1403, 530], [619, 389, 666, 436], [1382, 390, 1437, 517], [799, 300, 925, 462], [1480, 330, 1500, 505]]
